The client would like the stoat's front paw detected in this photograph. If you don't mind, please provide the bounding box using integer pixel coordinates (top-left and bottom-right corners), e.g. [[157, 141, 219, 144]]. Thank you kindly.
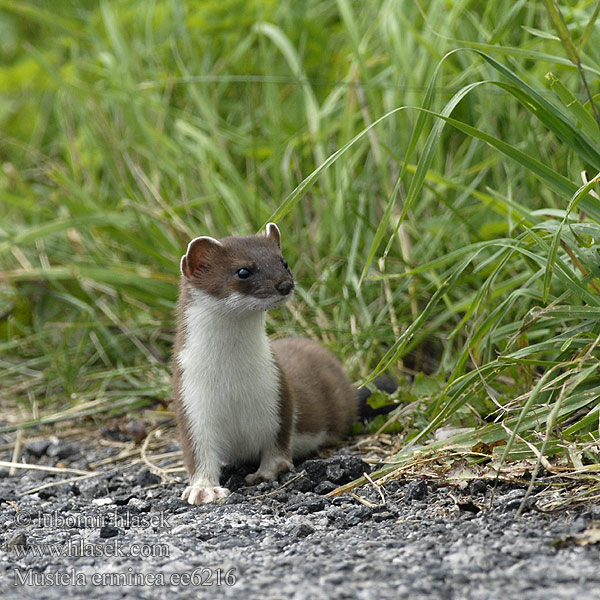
[[182, 485, 230, 505], [245, 458, 293, 486]]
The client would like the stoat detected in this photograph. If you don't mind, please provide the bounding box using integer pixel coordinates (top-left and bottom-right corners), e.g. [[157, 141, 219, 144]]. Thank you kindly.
[[172, 223, 357, 504]]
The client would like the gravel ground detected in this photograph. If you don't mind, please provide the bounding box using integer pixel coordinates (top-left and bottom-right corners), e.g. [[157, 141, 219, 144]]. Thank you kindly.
[[1, 434, 599, 600]]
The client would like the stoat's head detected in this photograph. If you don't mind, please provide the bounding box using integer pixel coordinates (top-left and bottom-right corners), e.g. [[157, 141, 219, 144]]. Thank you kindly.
[[180, 223, 295, 313]]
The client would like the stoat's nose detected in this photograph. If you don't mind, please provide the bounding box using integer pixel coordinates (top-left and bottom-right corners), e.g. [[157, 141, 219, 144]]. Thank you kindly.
[[276, 280, 294, 296]]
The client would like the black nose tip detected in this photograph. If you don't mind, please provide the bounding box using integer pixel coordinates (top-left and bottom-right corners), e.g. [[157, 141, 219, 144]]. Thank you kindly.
[[276, 280, 294, 296]]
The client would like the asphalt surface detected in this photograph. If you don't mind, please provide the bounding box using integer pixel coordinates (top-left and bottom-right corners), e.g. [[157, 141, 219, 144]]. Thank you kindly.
[[1, 435, 599, 599]]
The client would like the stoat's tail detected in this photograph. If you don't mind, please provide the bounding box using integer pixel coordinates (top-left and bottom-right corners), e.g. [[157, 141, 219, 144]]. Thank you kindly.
[[356, 375, 398, 421]]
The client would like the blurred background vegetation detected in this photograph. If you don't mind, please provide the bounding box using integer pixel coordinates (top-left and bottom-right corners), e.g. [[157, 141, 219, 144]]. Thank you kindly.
[[1, 0, 599, 482]]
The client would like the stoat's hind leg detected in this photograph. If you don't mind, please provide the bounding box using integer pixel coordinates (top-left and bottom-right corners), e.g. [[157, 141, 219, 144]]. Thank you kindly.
[[245, 446, 292, 485]]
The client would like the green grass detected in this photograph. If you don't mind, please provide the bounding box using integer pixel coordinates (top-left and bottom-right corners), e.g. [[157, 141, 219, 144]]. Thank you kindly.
[[1, 0, 599, 488]]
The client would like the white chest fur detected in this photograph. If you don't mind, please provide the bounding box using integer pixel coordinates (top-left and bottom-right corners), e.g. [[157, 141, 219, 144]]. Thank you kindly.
[[177, 291, 281, 467]]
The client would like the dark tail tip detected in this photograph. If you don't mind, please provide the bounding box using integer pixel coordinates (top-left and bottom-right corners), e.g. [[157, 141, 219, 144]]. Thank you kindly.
[[356, 375, 398, 421]]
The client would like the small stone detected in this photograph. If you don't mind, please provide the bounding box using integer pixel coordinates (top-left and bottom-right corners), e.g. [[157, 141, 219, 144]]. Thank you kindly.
[[224, 492, 244, 505], [254, 481, 271, 493], [302, 460, 328, 482], [326, 463, 345, 482], [315, 481, 338, 495], [134, 469, 161, 487], [384, 481, 401, 494], [304, 495, 327, 512], [339, 505, 372, 528], [301, 456, 370, 485], [100, 426, 131, 443], [223, 473, 247, 492], [6, 532, 27, 550], [47, 442, 79, 460], [469, 479, 487, 495], [172, 524, 195, 535], [165, 497, 190, 512], [125, 419, 147, 443], [290, 505, 309, 515], [288, 495, 326, 514], [287, 476, 314, 493], [292, 522, 315, 538], [112, 494, 135, 506], [333, 457, 370, 483], [127, 498, 150, 512], [99, 525, 119, 538], [24, 440, 50, 458], [92, 497, 113, 506], [500, 488, 527, 511], [404, 480, 428, 501], [372, 511, 395, 522]]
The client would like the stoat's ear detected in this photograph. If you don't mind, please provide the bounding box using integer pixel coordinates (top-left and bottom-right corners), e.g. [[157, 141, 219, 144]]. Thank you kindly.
[[180, 236, 223, 279], [265, 222, 281, 248]]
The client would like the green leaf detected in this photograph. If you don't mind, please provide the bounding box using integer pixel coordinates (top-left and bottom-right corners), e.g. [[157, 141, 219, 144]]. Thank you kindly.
[[545, 72, 600, 138]]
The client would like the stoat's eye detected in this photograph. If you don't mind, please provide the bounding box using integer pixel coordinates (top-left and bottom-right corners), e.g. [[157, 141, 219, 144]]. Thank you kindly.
[[236, 267, 252, 280], [281, 257, 289, 270]]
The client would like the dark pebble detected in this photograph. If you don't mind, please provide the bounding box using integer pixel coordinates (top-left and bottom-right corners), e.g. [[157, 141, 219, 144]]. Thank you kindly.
[[134, 469, 161, 487], [100, 426, 131, 443], [325, 463, 346, 482], [315, 481, 338, 495], [302, 459, 328, 482], [224, 493, 245, 505], [47, 442, 80, 460], [223, 473, 247, 491], [469, 479, 488, 495], [287, 476, 315, 493], [164, 496, 190, 512], [337, 456, 371, 482], [384, 481, 402, 494], [301, 455, 370, 485], [31, 469, 50, 481], [500, 488, 527, 511], [39, 489, 56, 500], [295, 495, 326, 513], [99, 525, 120, 538], [113, 494, 136, 506], [24, 440, 50, 458], [292, 522, 315, 538], [404, 479, 428, 501], [457, 500, 481, 514], [338, 505, 372, 528]]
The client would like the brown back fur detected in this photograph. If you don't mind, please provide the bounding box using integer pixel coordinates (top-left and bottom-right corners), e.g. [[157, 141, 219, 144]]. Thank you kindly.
[[272, 338, 357, 441]]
